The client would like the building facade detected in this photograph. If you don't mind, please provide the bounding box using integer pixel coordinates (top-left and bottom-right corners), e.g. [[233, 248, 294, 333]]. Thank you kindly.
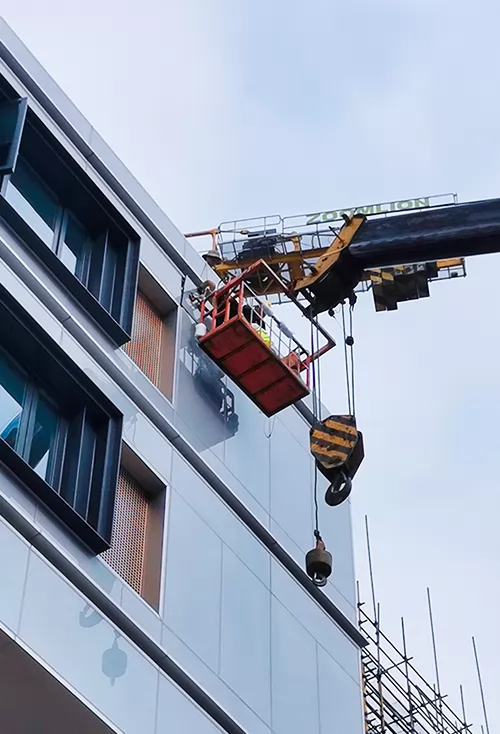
[[0, 18, 365, 734]]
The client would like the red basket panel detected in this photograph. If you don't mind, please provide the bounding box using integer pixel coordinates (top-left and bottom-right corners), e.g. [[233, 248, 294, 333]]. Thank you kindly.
[[198, 315, 310, 416]]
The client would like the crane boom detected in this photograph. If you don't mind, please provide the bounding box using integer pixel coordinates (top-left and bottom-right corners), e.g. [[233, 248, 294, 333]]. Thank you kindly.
[[348, 198, 500, 268], [186, 194, 500, 314], [295, 198, 500, 314]]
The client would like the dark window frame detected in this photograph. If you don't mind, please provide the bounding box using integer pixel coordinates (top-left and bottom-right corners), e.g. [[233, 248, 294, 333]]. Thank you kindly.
[[0, 96, 27, 175], [0, 78, 140, 346], [0, 348, 67, 486], [6, 155, 95, 283], [0, 284, 123, 553]]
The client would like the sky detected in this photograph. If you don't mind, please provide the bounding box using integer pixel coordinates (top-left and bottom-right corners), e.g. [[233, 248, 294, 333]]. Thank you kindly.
[[1, 1, 499, 731]]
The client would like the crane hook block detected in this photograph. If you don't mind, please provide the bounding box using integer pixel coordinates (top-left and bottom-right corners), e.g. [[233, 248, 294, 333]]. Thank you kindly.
[[310, 415, 364, 506]]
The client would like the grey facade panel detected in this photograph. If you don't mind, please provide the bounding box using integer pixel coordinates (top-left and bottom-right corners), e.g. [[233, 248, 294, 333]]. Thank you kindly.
[[0, 515, 30, 635], [220, 545, 272, 723], [164, 491, 223, 673], [271, 597, 320, 734]]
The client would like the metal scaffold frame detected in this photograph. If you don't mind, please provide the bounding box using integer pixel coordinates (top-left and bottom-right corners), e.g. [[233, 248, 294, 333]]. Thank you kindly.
[[358, 604, 473, 734], [359, 518, 492, 734]]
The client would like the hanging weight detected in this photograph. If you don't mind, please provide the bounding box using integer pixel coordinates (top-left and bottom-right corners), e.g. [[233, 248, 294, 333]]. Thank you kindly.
[[305, 539, 333, 587]]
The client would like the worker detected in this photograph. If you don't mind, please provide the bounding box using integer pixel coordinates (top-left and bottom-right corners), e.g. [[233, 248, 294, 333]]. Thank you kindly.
[[253, 322, 272, 347], [282, 350, 301, 376], [196, 279, 274, 347], [246, 301, 273, 347]]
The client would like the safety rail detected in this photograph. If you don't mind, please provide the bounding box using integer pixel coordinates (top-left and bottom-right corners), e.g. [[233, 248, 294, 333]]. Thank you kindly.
[[196, 260, 335, 388], [185, 194, 460, 290], [428, 258, 466, 281], [212, 193, 458, 245]]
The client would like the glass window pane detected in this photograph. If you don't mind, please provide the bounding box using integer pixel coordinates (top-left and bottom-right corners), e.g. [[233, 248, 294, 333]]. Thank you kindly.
[[0, 353, 26, 452], [61, 213, 90, 280], [0, 97, 27, 175], [100, 238, 118, 311], [28, 395, 59, 481], [6, 159, 58, 247]]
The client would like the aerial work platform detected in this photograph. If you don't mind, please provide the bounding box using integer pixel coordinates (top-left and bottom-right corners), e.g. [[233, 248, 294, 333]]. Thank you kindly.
[[194, 261, 334, 417]]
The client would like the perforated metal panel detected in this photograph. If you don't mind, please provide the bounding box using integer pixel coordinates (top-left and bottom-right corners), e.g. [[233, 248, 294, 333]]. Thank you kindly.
[[125, 292, 162, 385], [102, 468, 148, 594]]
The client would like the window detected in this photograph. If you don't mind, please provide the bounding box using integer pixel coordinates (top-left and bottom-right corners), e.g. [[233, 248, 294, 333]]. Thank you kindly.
[[60, 211, 91, 279], [5, 158, 95, 282], [0, 79, 139, 346], [124, 268, 177, 401], [0, 352, 61, 482], [0, 284, 122, 553], [5, 157, 59, 247], [0, 97, 26, 175], [103, 448, 165, 609]]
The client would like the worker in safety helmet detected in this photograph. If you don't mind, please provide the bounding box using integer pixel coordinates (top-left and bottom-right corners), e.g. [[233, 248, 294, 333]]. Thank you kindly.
[[246, 301, 272, 347]]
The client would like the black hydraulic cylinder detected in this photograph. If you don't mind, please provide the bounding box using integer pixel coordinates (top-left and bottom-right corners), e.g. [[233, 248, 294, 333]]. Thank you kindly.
[[348, 199, 500, 269]]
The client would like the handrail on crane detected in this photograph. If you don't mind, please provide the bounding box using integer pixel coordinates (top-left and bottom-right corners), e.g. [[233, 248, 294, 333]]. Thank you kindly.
[[198, 258, 336, 374], [185, 193, 459, 271], [184, 194, 470, 313]]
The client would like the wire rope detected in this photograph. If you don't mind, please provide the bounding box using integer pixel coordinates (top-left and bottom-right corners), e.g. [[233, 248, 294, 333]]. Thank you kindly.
[[310, 312, 322, 539], [349, 304, 356, 418], [341, 303, 353, 415]]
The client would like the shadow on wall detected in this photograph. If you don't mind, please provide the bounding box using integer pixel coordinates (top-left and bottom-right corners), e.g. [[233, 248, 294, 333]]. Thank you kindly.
[[78, 604, 128, 687], [177, 318, 239, 453], [77, 562, 128, 687]]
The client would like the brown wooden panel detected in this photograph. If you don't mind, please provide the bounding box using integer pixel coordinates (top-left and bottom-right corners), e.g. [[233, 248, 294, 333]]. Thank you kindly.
[[102, 468, 148, 594], [125, 292, 162, 386]]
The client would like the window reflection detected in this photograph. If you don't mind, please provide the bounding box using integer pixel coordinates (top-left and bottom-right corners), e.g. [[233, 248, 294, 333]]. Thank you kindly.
[[61, 213, 90, 280], [0, 352, 26, 452], [29, 395, 59, 481], [6, 160, 92, 284], [177, 313, 240, 456], [0, 351, 60, 484], [6, 158, 58, 247], [99, 238, 117, 311]]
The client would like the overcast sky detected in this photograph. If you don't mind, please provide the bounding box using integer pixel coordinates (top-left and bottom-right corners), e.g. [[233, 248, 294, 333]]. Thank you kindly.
[[2, 1, 499, 731]]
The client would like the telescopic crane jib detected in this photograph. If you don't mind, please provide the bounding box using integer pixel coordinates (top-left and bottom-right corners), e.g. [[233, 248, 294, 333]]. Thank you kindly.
[[186, 193, 500, 580]]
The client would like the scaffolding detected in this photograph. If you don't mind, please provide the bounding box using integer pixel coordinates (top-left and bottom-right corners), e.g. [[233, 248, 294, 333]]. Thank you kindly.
[[358, 516, 492, 734], [358, 604, 473, 734]]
